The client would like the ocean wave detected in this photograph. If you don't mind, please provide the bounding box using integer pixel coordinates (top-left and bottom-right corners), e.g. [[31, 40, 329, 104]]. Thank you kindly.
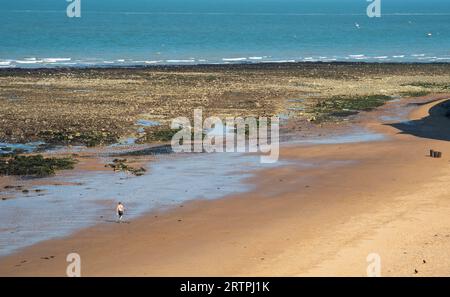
[[222, 57, 247, 62], [15, 59, 43, 64], [0, 54, 449, 69], [42, 58, 71, 63], [264, 59, 296, 63], [12, 57, 73, 65], [166, 59, 196, 63], [417, 56, 437, 60], [144, 60, 161, 64], [349, 54, 365, 58]]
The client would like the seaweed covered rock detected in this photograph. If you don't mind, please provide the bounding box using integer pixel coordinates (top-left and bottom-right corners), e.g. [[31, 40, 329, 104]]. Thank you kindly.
[[0, 155, 76, 177], [38, 129, 119, 147], [106, 158, 146, 176]]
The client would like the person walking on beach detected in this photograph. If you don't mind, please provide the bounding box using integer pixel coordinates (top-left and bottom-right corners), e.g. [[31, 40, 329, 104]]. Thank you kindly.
[[116, 202, 125, 222]]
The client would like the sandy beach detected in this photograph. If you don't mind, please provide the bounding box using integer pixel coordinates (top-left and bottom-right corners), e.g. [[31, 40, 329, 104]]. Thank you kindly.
[[0, 92, 449, 276], [3, 0, 450, 288]]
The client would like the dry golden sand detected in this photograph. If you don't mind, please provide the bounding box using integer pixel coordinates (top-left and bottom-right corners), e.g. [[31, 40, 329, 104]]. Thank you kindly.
[[0, 95, 449, 276]]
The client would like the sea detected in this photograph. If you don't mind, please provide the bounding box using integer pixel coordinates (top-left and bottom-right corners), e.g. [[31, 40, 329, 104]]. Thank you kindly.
[[0, 0, 449, 68]]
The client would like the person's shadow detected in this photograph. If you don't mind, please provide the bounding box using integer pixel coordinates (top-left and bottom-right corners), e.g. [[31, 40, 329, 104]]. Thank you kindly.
[[104, 219, 131, 224], [386, 99, 450, 142]]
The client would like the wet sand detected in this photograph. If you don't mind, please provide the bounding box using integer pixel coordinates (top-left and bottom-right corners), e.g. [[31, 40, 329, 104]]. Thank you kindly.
[[0, 95, 449, 276]]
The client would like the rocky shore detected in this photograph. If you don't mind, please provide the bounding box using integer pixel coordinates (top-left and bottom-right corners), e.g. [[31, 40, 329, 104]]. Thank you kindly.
[[1, 62, 449, 147]]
